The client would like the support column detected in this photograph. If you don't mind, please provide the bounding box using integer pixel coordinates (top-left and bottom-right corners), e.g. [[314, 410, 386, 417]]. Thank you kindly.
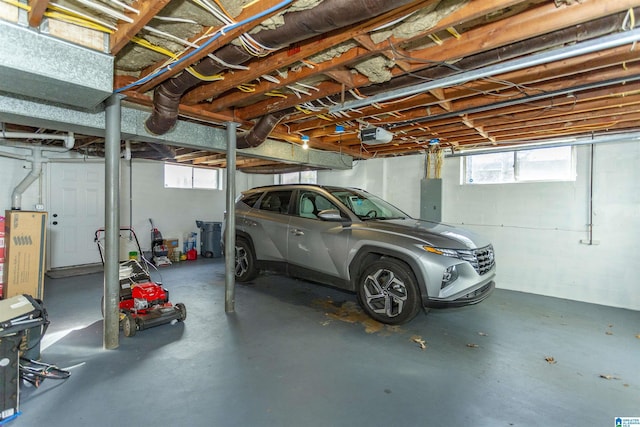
[[224, 122, 238, 313], [104, 95, 121, 349]]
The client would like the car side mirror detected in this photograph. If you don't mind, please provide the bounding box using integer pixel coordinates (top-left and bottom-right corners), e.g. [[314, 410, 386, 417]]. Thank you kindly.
[[317, 209, 349, 224]]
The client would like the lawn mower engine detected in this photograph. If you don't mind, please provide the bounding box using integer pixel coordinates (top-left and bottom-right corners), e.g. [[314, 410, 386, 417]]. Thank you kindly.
[[119, 280, 186, 337]]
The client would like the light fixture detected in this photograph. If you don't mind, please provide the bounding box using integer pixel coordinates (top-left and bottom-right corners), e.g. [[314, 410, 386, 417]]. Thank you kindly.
[[301, 135, 309, 150]]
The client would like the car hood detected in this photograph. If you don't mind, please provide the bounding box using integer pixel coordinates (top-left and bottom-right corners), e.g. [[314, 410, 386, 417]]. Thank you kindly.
[[361, 218, 491, 250]]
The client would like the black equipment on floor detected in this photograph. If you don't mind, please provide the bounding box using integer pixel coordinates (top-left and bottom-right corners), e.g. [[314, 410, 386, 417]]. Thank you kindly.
[[0, 294, 49, 422]]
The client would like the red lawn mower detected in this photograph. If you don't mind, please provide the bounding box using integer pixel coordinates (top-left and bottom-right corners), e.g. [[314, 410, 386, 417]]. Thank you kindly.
[[95, 227, 186, 337]]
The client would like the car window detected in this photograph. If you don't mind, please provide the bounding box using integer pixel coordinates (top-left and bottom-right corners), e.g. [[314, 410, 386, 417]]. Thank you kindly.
[[329, 188, 408, 220], [240, 192, 262, 207], [297, 191, 340, 219], [258, 190, 292, 214]]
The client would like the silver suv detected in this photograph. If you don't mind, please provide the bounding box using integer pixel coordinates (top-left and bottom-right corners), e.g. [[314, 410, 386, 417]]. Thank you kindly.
[[230, 184, 495, 324]]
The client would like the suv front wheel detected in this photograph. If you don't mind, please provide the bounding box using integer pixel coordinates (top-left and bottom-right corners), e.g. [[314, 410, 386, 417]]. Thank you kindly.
[[235, 238, 258, 282], [357, 258, 421, 325]]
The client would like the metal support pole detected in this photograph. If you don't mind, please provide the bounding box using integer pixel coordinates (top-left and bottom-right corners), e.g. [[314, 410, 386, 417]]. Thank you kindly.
[[104, 95, 121, 349], [224, 122, 238, 313]]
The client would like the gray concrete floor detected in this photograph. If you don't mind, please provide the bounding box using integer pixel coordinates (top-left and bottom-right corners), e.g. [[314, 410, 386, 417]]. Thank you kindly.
[[14, 258, 640, 426]]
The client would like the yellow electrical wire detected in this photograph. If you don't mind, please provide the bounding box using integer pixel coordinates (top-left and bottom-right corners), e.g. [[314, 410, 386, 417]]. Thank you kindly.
[[265, 91, 288, 98], [237, 84, 256, 92], [185, 67, 224, 81], [44, 11, 113, 33], [295, 105, 313, 115], [315, 114, 334, 121], [242, 0, 260, 9], [132, 36, 180, 59]]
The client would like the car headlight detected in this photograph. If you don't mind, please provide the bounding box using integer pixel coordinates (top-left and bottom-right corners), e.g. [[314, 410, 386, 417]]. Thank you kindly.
[[423, 246, 459, 258]]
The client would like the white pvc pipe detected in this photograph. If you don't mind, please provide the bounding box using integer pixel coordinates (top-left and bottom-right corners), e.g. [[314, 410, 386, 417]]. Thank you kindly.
[[11, 146, 42, 210]]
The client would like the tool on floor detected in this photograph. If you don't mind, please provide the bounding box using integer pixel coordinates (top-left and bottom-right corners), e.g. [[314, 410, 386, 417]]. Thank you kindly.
[[149, 218, 171, 267], [94, 227, 186, 337]]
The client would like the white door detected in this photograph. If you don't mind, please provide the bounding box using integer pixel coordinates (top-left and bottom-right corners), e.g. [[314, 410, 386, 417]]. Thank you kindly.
[[48, 162, 105, 268]]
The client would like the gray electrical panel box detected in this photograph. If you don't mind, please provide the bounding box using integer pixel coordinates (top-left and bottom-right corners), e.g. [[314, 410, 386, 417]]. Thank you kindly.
[[420, 179, 442, 222]]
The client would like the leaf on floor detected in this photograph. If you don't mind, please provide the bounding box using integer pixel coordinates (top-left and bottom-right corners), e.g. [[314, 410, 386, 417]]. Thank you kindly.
[[599, 374, 621, 380], [411, 335, 427, 350], [466, 343, 479, 348], [635, 334, 640, 339], [545, 356, 557, 364]]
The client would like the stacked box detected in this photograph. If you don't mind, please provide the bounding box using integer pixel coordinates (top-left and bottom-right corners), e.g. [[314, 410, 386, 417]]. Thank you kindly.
[[163, 238, 179, 259], [3, 211, 47, 299]]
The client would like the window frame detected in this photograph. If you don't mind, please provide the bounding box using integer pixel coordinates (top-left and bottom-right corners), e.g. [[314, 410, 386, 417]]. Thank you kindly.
[[164, 163, 222, 190], [463, 145, 576, 185]]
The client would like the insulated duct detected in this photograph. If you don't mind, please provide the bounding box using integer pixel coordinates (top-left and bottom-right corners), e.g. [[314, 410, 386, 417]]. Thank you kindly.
[[237, 112, 287, 149], [145, 0, 415, 137]]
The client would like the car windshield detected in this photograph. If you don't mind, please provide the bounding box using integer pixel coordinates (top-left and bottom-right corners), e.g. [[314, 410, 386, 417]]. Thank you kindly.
[[328, 188, 409, 220]]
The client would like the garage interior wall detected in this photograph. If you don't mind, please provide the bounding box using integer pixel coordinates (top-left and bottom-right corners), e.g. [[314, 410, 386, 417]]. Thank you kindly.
[[118, 160, 273, 252], [1, 140, 637, 311], [319, 141, 640, 312]]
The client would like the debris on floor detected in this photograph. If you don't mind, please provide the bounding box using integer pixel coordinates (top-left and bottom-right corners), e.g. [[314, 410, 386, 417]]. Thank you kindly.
[[545, 356, 557, 364], [313, 298, 385, 333], [411, 335, 427, 350], [466, 343, 479, 348], [599, 374, 621, 380], [478, 331, 489, 336]]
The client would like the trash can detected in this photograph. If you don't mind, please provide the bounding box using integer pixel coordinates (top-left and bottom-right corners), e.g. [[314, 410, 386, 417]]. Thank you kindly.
[[195, 221, 222, 258]]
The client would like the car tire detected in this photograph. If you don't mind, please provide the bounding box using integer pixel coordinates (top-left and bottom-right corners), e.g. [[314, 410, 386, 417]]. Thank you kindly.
[[235, 238, 258, 282], [357, 258, 421, 325]]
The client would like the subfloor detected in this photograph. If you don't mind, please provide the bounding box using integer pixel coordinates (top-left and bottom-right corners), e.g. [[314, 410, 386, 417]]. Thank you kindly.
[[14, 258, 640, 426]]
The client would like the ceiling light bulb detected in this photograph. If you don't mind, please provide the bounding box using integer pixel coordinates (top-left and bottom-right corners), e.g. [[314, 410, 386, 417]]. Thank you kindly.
[[301, 135, 309, 150]]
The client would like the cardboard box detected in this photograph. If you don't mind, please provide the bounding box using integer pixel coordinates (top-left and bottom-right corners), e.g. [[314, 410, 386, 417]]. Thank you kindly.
[[163, 238, 179, 258], [3, 211, 47, 299]]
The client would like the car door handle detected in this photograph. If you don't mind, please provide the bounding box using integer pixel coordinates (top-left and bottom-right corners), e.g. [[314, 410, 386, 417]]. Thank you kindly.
[[291, 229, 304, 236]]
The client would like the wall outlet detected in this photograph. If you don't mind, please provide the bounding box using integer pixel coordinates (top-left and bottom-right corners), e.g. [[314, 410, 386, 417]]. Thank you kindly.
[[34, 204, 45, 211]]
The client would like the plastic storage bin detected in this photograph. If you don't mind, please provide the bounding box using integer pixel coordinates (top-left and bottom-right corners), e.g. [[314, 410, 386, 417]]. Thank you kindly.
[[195, 221, 222, 258]]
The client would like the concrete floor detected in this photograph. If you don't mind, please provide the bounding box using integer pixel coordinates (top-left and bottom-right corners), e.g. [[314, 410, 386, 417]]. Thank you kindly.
[[13, 258, 640, 426]]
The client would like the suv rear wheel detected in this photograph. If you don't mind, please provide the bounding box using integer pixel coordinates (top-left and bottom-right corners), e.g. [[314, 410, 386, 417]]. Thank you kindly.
[[235, 238, 258, 282], [357, 258, 421, 325]]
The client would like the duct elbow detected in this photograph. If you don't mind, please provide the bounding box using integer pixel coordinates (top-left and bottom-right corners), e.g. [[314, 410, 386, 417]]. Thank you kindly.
[[237, 113, 288, 149], [145, 84, 183, 135]]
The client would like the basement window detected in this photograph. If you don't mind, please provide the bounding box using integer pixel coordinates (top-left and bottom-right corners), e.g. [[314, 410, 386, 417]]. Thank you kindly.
[[464, 146, 575, 184], [164, 164, 221, 190], [278, 170, 317, 184]]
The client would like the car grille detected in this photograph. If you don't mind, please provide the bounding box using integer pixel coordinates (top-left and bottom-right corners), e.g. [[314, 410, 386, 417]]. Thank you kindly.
[[456, 245, 495, 276]]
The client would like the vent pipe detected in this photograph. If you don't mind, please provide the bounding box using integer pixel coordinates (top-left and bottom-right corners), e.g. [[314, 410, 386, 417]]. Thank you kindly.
[[11, 146, 43, 210]]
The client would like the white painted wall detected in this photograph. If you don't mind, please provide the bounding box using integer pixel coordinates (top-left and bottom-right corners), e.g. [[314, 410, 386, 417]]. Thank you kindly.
[[120, 160, 273, 253], [439, 141, 639, 311]]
